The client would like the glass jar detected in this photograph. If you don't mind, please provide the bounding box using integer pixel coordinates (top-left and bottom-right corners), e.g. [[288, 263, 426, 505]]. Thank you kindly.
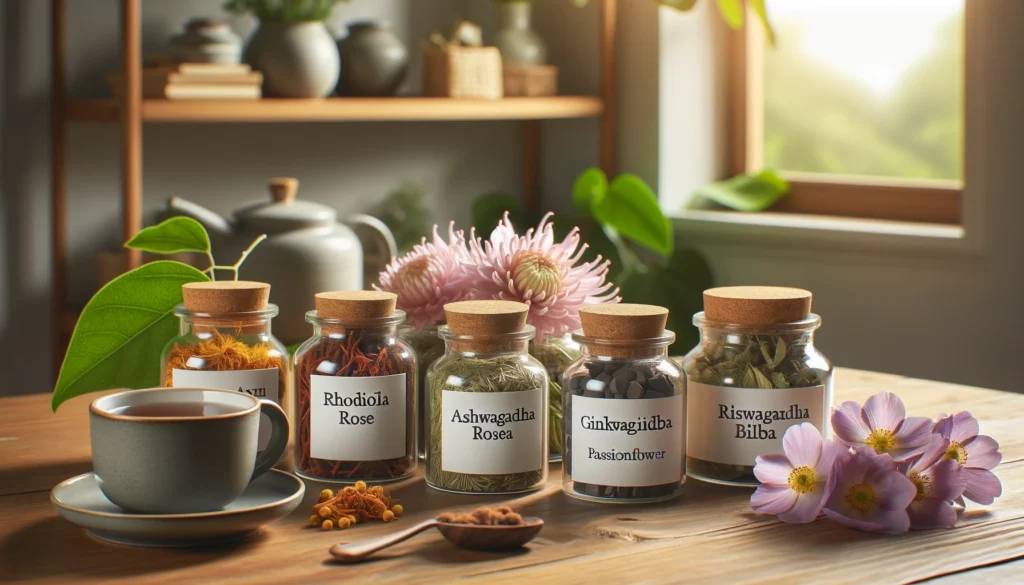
[[294, 291, 417, 483], [530, 333, 581, 461], [425, 301, 548, 494], [398, 323, 445, 459], [561, 304, 685, 504], [682, 287, 833, 487], [162, 282, 290, 462]]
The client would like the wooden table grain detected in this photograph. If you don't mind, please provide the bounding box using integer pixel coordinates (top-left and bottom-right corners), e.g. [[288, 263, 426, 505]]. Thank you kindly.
[[1, 368, 1021, 584]]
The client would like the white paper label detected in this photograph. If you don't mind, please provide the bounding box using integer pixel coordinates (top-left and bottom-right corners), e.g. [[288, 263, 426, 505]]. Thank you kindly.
[[686, 381, 826, 466], [310, 373, 407, 461], [441, 388, 545, 475], [172, 368, 280, 451], [571, 394, 684, 487]]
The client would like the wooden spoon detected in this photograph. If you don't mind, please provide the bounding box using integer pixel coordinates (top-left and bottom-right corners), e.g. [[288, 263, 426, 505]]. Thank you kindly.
[[328, 517, 544, 563]]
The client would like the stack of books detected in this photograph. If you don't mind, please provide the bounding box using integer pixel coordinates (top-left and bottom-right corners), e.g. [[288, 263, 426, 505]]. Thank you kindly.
[[110, 63, 263, 100]]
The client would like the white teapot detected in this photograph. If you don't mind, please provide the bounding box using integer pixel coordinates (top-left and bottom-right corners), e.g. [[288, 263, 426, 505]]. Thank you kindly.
[[168, 177, 395, 344]]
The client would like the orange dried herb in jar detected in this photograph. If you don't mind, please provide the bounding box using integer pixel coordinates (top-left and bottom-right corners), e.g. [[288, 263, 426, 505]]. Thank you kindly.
[[294, 291, 417, 483], [161, 281, 290, 453]]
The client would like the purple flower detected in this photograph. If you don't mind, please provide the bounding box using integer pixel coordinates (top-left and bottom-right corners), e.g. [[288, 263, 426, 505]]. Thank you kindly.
[[830, 392, 935, 461], [933, 411, 1002, 505], [750, 423, 841, 523], [822, 446, 917, 534], [899, 436, 967, 529]]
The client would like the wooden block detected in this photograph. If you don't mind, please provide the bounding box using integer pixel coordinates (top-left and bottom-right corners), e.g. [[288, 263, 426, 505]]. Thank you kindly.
[[424, 45, 503, 99], [503, 65, 558, 97]]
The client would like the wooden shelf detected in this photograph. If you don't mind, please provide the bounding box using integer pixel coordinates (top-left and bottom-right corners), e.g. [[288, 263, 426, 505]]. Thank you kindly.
[[66, 96, 604, 123]]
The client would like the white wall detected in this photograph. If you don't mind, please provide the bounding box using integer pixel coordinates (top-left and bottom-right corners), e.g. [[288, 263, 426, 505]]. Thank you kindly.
[[624, 1, 1023, 392], [0, 0, 600, 395]]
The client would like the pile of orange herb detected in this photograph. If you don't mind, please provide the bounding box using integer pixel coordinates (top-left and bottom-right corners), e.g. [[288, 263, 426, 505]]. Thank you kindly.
[[308, 481, 404, 531], [437, 506, 524, 526], [163, 332, 286, 388]]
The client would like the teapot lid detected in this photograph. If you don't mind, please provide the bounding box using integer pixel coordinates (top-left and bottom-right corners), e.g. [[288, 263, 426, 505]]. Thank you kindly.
[[234, 178, 337, 233]]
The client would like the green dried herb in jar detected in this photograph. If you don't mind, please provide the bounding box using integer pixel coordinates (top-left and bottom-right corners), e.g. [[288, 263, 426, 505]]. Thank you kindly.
[[425, 301, 548, 494], [682, 287, 833, 487]]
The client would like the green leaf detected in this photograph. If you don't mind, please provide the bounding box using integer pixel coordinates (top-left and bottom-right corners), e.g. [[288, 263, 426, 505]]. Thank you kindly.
[[749, 0, 777, 46], [615, 246, 713, 353], [659, 0, 699, 10], [691, 170, 790, 212], [592, 174, 673, 257], [51, 261, 210, 411], [572, 167, 607, 215], [472, 192, 525, 234], [716, 0, 744, 29], [125, 217, 211, 255]]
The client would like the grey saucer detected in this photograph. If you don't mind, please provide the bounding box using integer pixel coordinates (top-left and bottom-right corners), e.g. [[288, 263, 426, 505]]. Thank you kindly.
[[51, 469, 305, 547]]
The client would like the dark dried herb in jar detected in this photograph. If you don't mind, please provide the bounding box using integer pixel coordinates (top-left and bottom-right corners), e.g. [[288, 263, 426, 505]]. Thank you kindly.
[[295, 291, 416, 483]]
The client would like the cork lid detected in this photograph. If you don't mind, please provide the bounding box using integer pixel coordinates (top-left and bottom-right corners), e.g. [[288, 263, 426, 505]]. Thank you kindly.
[[182, 281, 269, 313], [580, 304, 668, 339], [703, 286, 812, 325], [444, 300, 529, 336], [315, 290, 397, 320]]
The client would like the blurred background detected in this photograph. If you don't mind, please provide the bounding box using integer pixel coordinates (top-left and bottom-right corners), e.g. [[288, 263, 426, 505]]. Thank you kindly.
[[2, 0, 1022, 396]]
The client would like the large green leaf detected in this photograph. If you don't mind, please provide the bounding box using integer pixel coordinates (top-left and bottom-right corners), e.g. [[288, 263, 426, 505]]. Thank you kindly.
[[749, 0, 777, 46], [52, 261, 210, 411], [616, 246, 713, 353], [715, 0, 744, 29], [125, 216, 211, 255], [572, 167, 607, 215], [691, 170, 790, 212], [592, 173, 673, 257]]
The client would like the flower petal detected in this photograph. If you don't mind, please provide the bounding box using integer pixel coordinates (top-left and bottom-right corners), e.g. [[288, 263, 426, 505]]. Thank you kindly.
[[823, 507, 910, 534], [963, 435, 1002, 470], [815, 439, 844, 478], [782, 423, 823, 468], [862, 392, 906, 432], [908, 435, 949, 474], [907, 498, 958, 530], [945, 411, 980, 443], [754, 453, 794, 485], [871, 465, 918, 511], [751, 484, 798, 516], [962, 468, 1002, 505], [831, 401, 871, 446], [778, 487, 829, 524], [889, 417, 938, 462], [922, 458, 967, 502]]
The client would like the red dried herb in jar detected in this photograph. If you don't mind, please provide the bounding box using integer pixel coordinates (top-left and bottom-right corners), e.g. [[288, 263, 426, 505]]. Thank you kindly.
[[295, 291, 417, 483]]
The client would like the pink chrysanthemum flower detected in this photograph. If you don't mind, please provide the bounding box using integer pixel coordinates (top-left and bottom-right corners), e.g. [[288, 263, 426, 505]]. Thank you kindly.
[[462, 212, 620, 342], [751, 423, 842, 523], [822, 446, 917, 534], [375, 222, 471, 330], [898, 435, 967, 529], [933, 411, 1002, 506], [830, 392, 935, 462]]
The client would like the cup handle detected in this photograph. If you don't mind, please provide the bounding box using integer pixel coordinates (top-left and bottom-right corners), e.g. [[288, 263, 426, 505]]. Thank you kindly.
[[251, 399, 289, 483]]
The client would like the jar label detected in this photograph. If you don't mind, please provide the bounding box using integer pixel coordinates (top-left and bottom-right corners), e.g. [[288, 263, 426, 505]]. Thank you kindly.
[[171, 368, 280, 451], [570, 394, 685, 487], [441, 388, 545, 475], [310, 373, 407, 462], [686, 381, 826, 466]]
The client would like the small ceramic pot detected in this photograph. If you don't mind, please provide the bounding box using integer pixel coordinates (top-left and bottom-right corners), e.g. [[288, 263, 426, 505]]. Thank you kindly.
[[337, 20, 409, 97], [494, 2, 547, 66], [170, 18, 243, 65], [246, 21, 340, 98]]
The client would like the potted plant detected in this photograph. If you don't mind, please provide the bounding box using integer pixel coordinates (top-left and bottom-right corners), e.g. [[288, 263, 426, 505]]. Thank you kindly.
[[224, 0, 346, 98]]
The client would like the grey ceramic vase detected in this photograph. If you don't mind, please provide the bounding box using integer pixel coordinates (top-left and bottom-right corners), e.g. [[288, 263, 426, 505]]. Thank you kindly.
[[494, 2, 547, 66], [246, 21, 340, 98], [337, 21, 409, 97]]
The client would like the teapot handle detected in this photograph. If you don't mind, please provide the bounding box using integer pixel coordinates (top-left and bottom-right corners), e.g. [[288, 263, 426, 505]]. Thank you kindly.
[[346, 215, 397, 286]]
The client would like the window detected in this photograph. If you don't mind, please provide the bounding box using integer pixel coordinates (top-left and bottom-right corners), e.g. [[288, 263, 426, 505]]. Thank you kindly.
[[731, 0, 965, 224]]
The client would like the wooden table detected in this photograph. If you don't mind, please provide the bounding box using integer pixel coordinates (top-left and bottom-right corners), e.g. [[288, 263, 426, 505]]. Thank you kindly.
[[1, 368, 1021, 584]]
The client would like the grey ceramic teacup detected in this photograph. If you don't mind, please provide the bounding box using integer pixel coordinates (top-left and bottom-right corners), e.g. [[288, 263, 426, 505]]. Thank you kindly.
[[89, 388, 289, 514]]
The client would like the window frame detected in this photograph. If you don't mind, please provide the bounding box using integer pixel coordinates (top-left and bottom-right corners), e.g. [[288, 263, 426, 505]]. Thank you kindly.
[[726, 4, 965, 225]]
